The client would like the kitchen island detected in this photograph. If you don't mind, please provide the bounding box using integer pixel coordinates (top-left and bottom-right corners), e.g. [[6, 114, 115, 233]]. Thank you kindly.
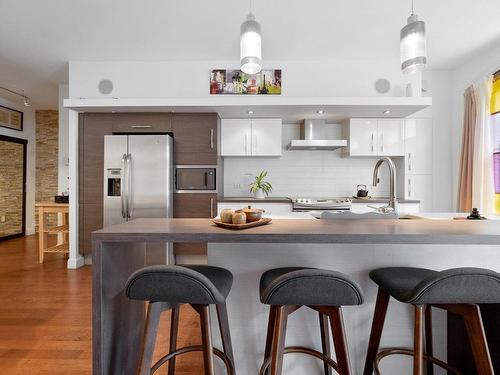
[[92, 218, 500, 375]]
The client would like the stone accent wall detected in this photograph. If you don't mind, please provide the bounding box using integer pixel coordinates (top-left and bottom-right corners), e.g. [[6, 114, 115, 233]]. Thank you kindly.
[[35, 110, 59, 231], [0, 140, 24, 237]]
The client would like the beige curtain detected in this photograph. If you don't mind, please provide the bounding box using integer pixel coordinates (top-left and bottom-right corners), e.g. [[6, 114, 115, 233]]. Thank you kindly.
[[471, 76, 495, 216], [457, 86, 477, 211]]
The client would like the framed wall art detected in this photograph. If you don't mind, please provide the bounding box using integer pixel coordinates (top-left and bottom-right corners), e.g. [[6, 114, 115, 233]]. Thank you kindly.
[[210, 69, 281, 95], [0, 105, 23, 132]]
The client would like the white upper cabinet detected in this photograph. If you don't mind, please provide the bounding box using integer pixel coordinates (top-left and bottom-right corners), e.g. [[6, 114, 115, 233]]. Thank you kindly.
[[221, 119, 282, 157], [347, 119, 378, 156], [377, 119, 404, 156], [251, 119, 282, 156], [404, 119, 433, 175], [344, 119, 404, 156], [220, 119, 252, 156]]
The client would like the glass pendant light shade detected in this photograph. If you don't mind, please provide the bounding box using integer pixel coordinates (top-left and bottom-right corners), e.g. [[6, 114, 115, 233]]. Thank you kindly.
[[240, 13, 262, 75], [400, 14, 427, 74]]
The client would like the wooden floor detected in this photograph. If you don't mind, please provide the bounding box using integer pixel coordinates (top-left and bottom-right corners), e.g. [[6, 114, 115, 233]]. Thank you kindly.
[[0, 235, 204, 374]]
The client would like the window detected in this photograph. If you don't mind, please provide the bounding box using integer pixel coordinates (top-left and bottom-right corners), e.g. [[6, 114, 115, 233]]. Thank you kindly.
[[491, 71, 500, 214]]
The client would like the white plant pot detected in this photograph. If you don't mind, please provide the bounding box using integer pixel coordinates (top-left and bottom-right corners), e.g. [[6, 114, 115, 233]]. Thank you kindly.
[[254, 190, 266, 199]]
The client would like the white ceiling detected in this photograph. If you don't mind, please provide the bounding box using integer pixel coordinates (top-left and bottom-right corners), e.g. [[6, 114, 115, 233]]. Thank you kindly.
[[1, 0, 499, 109]]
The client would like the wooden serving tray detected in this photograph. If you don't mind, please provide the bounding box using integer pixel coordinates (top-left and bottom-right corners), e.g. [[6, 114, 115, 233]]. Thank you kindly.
[[212, 218, 272, 230]]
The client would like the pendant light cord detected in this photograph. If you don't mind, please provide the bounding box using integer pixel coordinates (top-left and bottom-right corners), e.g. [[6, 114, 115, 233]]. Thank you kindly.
[[411, 0, 414, 15], [249, 0, 253, 14]]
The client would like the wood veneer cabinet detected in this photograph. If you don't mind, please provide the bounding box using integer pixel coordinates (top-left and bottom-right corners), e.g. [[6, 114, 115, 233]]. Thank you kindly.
[[112, 113, 172, 133], [172, 113, 218, 164], [173, 193, 217, 256], [78, 112, 219, 256], [78, 113, 113, 255]]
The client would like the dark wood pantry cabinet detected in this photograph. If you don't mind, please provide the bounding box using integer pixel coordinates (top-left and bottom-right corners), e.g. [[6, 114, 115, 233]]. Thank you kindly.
[[172, 113, 218, 164], [78, 113, 113, 256], [173, 193, 218, 256], [78, 112, 219, 257]]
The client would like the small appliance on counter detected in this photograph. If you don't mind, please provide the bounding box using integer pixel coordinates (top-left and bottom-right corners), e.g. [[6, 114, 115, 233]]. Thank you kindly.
[[467, 208, 487, 220], [355, 185, 370, 198]]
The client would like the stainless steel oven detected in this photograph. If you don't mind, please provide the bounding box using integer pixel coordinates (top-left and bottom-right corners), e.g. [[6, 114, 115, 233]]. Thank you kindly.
[[175, 165, 217, 193]]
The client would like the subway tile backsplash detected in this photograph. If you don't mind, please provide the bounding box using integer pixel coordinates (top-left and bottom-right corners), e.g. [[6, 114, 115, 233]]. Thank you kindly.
[[223, 123, 391, 198]]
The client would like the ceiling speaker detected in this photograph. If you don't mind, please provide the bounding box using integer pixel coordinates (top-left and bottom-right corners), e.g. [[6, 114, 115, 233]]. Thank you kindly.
[[98, 79, 114, 95], [375, 78, 391, 94]]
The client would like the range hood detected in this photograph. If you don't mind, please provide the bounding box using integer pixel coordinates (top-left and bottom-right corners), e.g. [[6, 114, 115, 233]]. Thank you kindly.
[[287, 119, 347, 150]]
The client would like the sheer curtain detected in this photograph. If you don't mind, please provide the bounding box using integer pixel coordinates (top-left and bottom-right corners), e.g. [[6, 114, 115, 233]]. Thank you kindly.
[[457, 76, 496, 215], [472, 76, 495, 216], [457, 87, 477, 212]]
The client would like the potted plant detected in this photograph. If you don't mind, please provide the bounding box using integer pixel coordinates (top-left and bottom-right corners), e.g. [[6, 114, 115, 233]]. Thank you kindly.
[[249, 170, 273, 199]]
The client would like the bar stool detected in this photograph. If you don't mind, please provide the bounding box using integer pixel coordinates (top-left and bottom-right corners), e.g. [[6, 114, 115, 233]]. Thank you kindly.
[[126, 265, 235, 375], [259, 267, 364, 375], [363, 267, 500, 375]]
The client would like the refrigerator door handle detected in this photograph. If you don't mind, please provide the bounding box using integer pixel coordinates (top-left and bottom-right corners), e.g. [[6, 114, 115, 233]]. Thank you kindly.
[[126, 153, 133, 218], [121, 154, 127, 218]]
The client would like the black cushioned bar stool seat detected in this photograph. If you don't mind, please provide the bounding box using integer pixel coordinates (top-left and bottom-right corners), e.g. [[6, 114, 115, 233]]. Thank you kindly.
[[126, 265, 235, 375], [259, 267, 364, 375], [364, 267, 500, 375], [127, 265, 233, 304]]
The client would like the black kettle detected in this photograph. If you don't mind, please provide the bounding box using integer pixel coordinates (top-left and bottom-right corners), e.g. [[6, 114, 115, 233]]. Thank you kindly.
[[356, 185, 369, 198]]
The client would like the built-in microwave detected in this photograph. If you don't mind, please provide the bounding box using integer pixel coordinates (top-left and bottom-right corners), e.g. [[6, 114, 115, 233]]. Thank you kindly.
[[175, 165, 217, 193]]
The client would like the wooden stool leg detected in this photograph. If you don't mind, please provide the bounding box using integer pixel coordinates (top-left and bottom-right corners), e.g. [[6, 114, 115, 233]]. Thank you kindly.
[[270, 306, 289, 375], [413, 305, 424, 375], [319, 312, 333, 375], [462, 305, 494, 375], [216, 302, 235, 373], [137, 302, 165, 375], [363, 288, 390, 375], [199, 305, 215, 375], [263, 306, 278, 375], [167, 306, 180, 375], [424, 306, 434, 375], [329, 307, 352, 375]]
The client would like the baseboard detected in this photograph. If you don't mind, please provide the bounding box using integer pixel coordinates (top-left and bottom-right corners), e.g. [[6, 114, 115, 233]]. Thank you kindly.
[[84, 253, 92, 265], [67, 255, 85, 269]]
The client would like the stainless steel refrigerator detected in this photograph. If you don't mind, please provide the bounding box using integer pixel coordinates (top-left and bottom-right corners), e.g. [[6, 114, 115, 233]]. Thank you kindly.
[[103, 134, 174, 264]]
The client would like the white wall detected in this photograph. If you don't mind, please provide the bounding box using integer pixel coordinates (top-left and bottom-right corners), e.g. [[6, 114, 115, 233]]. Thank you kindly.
[[450, 44, 500, 208], [66, 59, 455, 264], [0, 98, 36, 235], [408, 70, 454, 212], [223, 123, 392, 198], [58, 84, 69, 194], [69, 59, 421, 99]]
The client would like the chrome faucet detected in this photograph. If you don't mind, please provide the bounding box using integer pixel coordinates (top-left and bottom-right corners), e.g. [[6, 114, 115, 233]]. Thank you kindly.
[[372, 157, 398, 212]]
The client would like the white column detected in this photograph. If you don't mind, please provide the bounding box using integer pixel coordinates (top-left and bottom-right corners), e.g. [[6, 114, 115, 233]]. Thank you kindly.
[[67, 109, 84, 269]]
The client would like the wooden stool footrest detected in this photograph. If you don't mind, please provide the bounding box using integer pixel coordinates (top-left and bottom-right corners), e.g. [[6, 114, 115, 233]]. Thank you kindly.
[[260, 346, 339, 375], [151, 345, 233, 374], [374, 347, 460, 375]]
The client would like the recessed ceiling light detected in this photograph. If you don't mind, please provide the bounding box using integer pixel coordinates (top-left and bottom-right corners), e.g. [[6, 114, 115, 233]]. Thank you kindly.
[[247, 110, 254, 115], [317, 110, 324, 114], [383, 110, 392, 114]]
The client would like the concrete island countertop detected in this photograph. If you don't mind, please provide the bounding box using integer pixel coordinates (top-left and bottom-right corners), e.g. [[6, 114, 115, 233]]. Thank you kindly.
[[92, 217, 500, 245]]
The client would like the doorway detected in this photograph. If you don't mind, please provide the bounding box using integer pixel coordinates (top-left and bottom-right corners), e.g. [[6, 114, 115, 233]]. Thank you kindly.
[[0, 135, 27, 240]]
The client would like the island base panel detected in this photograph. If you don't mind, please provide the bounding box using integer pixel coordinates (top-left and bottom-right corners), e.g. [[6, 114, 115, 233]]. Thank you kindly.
[[208, 243, 500, 375]]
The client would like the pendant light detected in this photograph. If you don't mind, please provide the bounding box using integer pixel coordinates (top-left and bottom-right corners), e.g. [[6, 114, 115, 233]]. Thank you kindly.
[[240, 0, 262, 75], [400, 0, 427, 74]]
